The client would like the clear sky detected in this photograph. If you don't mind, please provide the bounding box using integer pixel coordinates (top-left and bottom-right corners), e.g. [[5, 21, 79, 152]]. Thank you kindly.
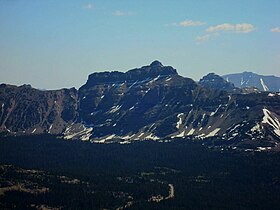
[[0, 0, 279, 90]]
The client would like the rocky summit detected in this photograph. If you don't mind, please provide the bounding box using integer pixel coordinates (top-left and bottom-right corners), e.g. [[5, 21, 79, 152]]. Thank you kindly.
[[0, 61, 280, 147]]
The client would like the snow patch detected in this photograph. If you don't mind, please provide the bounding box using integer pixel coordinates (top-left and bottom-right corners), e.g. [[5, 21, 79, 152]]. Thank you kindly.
[[176, 113, 184, 129], [120, 141, 130, 144], [148, 75, 161, 84], [64, 126, 93, 141], [240, 77, 245, 86], [171, 131, 185, 138], [187, 128, 195, 136], [145, 133, 160, 140], [251, 123, 261, 133], [262, 108, 280, 137], [109, 105, 122, 113], [105, 134, 116, 140], [201, 113, 206, 122], [228, 124, 240, 133], [257, 147, 271, 151], [210, 104, 222, 116], [128, 81, 138, 89], [138, 133, 145, 138], [121, 134, 133, 140], [98, 134, 116, 143], [48, 124, 53, 133], [260, 78, 269, 91], [228, 95, 231, 103], [205, 128, 220, 137]]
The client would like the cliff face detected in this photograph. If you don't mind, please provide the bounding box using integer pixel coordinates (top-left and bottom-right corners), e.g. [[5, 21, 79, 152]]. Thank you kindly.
[[79, 67, 196, 139], [81, 60, 177, 88], [0, 84, 79, 135], [78, 62, 280, 143], [0, 61, 280, 145]]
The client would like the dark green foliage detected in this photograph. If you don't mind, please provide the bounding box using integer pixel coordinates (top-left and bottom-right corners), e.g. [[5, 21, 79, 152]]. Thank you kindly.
[[0, 135, 280, 209]]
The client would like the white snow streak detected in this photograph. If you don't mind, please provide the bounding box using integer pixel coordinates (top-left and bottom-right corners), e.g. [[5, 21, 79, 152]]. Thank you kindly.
[[228, 124, 240, 133], [210, 104, 222, 116], [251, 123, 261, 133], [138, 133, 145, 138], [176, 113, 184, 129], [145, 134, 160, 140], [109, 105, 122, 113], [205, 128, 220, 137], [48, 124, 53, 133], [187, 128, 195, 136], [64, 126, 93, 141], [240, 77, 245, 86], [172, 131, 185, 138], [262, 108, 280, 136], [148, 75, 161, 84], [260, 78, 269, 91]]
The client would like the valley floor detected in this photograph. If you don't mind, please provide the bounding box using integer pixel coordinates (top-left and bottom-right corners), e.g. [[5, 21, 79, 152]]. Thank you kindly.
[[0, 135, 280, 209]]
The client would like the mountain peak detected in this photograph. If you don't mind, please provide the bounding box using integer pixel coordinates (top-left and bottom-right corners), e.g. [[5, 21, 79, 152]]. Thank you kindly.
[[223, 71, 280, 91], [199, 73, 235, 91], [83, 61, 178, 87], [199, 73, 223, 82], [150, 60, 163, 67]]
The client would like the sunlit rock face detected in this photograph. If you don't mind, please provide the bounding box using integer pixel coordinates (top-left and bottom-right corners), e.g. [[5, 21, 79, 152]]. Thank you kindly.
[[0, 84, 79, 135]]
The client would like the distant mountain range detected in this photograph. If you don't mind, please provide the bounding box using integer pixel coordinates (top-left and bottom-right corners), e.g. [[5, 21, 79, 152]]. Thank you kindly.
[[0, 61, 280, 149], [223, 72, 280, 92]]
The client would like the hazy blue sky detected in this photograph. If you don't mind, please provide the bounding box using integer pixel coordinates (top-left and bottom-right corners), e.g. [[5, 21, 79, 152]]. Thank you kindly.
[[0, 0, 279, 89]]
